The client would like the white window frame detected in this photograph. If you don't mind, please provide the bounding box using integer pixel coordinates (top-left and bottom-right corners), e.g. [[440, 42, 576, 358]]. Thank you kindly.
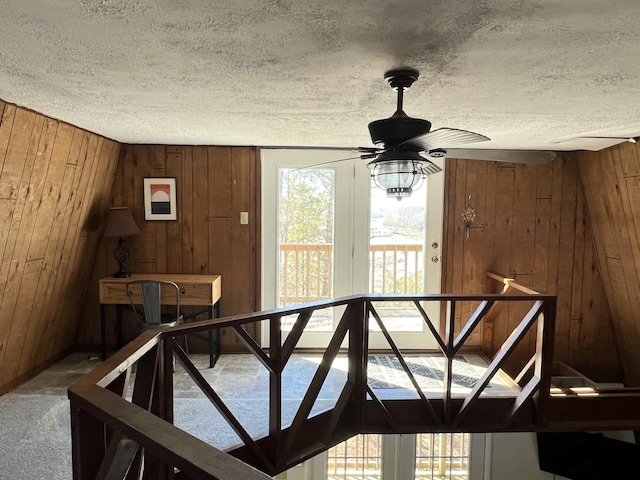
[[285, 433, 489, 480]]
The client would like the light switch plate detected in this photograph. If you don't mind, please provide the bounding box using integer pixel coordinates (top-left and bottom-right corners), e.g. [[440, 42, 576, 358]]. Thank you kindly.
[[240, 211, 249, 224]]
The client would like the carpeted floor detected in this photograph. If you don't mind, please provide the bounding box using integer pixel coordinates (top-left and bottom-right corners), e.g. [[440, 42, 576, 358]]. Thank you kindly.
[[0, 352, 346, 478], [0, 351, 516, 478], [0, 353, 100, 480], [0, 394, 72, 479]]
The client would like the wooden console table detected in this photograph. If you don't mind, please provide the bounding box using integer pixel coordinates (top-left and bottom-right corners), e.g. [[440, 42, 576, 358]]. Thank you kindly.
[[99, 273, 222, 367]]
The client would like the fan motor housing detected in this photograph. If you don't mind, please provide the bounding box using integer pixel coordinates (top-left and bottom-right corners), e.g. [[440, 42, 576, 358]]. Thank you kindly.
[[368, 115, 432, 147]]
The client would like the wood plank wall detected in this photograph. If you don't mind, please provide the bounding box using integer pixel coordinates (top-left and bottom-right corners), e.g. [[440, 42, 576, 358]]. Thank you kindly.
[[441, 154, 621, 382], [78, 144, 260, 353], [0, 100, 121, 394], [576, 143, 640, 386], [0, 95, 627, 389]]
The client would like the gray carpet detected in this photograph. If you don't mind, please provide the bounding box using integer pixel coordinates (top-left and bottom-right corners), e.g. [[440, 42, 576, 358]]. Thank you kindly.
[[0, 391, 338, 478], [0, 352, 342, 479], [0, 352, 516, 478], [0, 394, 72, 480], [174, 398, 338, 450]]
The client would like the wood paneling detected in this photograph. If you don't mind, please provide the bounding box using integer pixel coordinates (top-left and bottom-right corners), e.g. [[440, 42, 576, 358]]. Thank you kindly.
[[0, 101, 121, 394], [442, 154, 621, 382], [78, 145, 260, 353], [577, 143, 640, 386], [0, 94, 627, 391]]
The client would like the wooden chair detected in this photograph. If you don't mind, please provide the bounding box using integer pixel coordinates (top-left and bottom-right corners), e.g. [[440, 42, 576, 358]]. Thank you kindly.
[[125, 279, 188, 353]]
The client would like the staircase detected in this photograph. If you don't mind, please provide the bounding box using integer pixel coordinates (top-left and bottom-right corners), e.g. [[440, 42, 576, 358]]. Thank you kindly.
[[67, 287, 640, 479]]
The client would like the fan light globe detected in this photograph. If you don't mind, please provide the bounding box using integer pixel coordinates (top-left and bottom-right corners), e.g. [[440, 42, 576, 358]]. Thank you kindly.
[[367, 150, 441, 200], [370, 161, 424, 199]]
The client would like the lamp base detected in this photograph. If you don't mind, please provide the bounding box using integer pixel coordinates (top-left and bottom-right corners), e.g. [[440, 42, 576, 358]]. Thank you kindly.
[[112, 236, 132, 278]]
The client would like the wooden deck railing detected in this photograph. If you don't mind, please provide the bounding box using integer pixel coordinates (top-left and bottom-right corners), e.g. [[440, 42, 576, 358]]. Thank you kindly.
[[369, 243, 423, 294], [279, 243, 333, 305], [279, 243, 424, 306]]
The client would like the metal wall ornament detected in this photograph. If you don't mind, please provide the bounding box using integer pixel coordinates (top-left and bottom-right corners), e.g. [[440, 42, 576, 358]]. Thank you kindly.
[[461, 195, 476, 238]]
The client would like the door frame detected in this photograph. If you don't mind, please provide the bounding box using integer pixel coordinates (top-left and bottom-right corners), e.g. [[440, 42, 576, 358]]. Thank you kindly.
[[260, 148, 370, 348], [260, 149, 444, 350]]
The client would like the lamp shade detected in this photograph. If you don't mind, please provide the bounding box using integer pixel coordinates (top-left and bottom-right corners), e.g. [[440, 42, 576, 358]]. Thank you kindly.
[[104, 207, 141, 238]]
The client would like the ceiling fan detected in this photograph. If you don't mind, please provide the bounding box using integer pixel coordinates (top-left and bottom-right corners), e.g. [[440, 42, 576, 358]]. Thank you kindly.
[[302, 67, 556, 200]]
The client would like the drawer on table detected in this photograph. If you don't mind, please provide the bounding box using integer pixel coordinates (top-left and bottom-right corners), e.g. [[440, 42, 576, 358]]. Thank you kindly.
[[99, 275, 221, 306], [177, 282, 219, 305]]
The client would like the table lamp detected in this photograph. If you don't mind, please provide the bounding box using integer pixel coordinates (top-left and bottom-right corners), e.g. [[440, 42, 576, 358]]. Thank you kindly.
[[104, 207, 141, 278]]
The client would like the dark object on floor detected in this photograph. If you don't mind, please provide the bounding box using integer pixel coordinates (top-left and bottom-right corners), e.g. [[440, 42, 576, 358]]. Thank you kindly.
[[537, 431, 640, 479]]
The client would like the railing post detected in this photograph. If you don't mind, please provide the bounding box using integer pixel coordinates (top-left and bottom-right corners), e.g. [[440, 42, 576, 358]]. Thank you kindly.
[[349, 299, 368, 428], [535, 297, 557, 427], [269, 315, 283, 471], [443, 300, 456, 425], [70, 399, 106, 480], [144, 338, 175, 477], [160, 337, 174, 424]]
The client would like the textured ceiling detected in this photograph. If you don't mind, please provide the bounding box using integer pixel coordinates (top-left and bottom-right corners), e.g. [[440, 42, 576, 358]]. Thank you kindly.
[[1, 0, 640, 151]]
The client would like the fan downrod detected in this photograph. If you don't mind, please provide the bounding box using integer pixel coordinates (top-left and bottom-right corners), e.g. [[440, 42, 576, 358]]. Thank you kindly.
[[368, 67, 431, 146]]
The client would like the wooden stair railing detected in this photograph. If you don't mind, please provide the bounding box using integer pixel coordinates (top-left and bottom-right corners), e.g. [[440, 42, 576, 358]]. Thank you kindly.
[[70, 291, 560, 479]]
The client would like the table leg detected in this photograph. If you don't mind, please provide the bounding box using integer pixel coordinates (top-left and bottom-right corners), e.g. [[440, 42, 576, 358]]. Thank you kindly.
[[116, 304, 124, 350], [208, 304, 221, 368], [100, 304, 108, 361]]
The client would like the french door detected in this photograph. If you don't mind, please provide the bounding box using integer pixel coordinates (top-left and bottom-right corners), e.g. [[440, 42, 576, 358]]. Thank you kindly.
[[261, 149, 368, 347], [261, 149, 442, 349], [287, 432, 485, 480]]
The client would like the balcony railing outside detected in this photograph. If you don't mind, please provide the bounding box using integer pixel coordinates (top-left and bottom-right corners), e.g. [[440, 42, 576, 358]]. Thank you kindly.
[[280, 243, 333, 306], [370, 243, 423, 294], [279, 243, 423, 308], [279, 243, 424, 332]]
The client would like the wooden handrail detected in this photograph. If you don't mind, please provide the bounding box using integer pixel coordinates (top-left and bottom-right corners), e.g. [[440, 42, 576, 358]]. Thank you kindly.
[[486, 271, 542, 295], [68, 289, 640, 479], [71, 292, 557, 478], [70, 384, 271, 480]]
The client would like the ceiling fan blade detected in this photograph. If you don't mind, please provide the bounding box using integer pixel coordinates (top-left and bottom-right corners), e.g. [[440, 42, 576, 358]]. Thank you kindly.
[[291, 152, 377, 171], [259, 145, 378, 154], [551, 135, 638, 151], [400, 127, 490, 151], [441, 148, 556, 164]]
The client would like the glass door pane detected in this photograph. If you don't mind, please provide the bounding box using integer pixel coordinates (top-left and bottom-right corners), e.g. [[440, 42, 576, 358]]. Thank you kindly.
[[278, 166, 335, 331], [367, 158, 444, 350], [369, 184, 426, 331], [415, 433, 470, 480], [327, 434, 382, 480], [261, 149, 369, 348]]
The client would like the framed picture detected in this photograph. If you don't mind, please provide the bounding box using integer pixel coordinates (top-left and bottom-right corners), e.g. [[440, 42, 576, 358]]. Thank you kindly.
[[143, 178, 177, 220]]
